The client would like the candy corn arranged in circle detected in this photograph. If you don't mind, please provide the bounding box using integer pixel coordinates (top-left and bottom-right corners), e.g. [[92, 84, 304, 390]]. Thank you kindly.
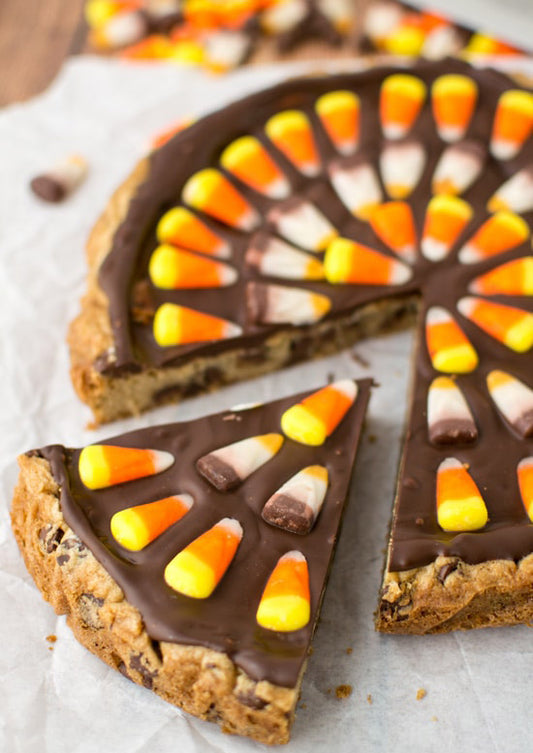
[[164, 518, 243, 598], [246, 282, 331, 325], [324, 237, 412, 286], [111, 494, 193, 551], [281, 379, 357, 446], [245, 234, 325, 280], [156, 207, 230, 258], [256, 551, 310, 632], [490, 90, 533, 160], [182, 168, 259, 231], [425, 306, 478, 373], [469, 257, 533, 296], [487, 166, 533, 214], [517, 458, 533, 521], [486, 370, 533, 438], [458, 211, 529, 264], [220, 136, 290, 199], [262, 465, 329, 534], [265, 110, 320, 176], [149, 245, 237, 289], [267, 198, 338, 252], [436, 458, 488, 532], [380, 140, 426, 199], [369, 202, 417, 262], [196, 433, 284, 491], [380, 74, 427, 140], [432, 141, 485, 195], [153, 303, 242, 347], [431, 75, 478, 143], [427, 376, 477, 445], [79, 445, 174, 490], [329, 158, 383, 220], [457, 297, 533, 353], [421, 196, 473, 261], [315, 90, 360, 155]]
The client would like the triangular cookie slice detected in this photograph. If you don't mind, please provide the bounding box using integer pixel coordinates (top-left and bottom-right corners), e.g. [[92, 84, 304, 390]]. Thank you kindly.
[[11, 378, 371, 744]]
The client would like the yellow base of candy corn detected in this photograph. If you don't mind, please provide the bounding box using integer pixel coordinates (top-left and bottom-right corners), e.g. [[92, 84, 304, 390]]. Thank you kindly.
[[504, 319, 533, 353], [111, 509, 150, 551], [281, 405, 327, 446], [437, 498, 488, 532], [79, 446, 110, 489], [256, 595, 310, 632], [432, 344, 478, 373], [164, 551, 216, 598]]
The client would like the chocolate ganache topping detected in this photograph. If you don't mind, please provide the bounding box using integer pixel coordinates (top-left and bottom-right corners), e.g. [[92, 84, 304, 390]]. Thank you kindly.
[[94, 57, 533, 576]]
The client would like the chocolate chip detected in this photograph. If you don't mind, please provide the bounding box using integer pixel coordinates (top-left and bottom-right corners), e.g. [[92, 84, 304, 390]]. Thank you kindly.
[[39, 525, 64, 553], [437, 560, 459, 584], [56, 554, 70, 566], [78, 593, 104, 629], [129, 652, 158, 689], [236, 689, 268, 710]]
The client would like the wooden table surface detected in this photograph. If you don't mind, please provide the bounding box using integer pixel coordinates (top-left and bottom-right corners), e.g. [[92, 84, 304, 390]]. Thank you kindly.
[[0, 0, 87, 106]]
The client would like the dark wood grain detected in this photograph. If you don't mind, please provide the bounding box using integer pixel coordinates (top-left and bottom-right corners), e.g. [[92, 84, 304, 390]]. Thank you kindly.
[[0, 0, 87, 106]]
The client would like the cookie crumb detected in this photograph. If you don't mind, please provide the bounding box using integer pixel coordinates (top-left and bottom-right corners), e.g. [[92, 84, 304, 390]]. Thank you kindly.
[[335, 684, 352, 699], [307, 646, 314, 656], [367, 694, 373, 705], [416, 688, 427, 701], [346, 647, 353, 655], [367, 434, 377, 443], [431, 716, 438, 722], [46, 635, 57, 643]]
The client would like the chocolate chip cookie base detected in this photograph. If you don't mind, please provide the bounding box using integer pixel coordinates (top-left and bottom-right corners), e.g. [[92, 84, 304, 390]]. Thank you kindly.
[[11, 453, 300, 744], [375, 552, 533, 634]]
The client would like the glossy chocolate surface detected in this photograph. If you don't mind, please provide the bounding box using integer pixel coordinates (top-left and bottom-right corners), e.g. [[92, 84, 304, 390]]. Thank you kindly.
[[41, 381, 371, 687]]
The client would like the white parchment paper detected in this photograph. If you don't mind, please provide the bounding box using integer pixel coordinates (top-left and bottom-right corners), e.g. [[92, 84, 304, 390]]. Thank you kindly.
[[0, 56, 532, 753]]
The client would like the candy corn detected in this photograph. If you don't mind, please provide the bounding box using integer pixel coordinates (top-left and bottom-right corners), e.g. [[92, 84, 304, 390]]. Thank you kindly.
[[315, 90, 360, 155], [265, 110, 320, 176], [267, 198, 337, 252], [469, 257, 533, 296], [204, 29, 250, 71], [427, 376, 477, 445], [431, 75, 478, 143], [120, 33, 175, 61], [324, 237, 412, 286], [256, 551, 310, 632], [425, 306, 478, 373], [317, 0, 354, 33], [182, 168, 259, 231], [458, 211, 529, 264], [457, 297, 533, 353], [111, 494, 193, 551], [363, 2, 405, 49], [281, 379, 357, 446], [487, 167, 533, 214], [85, 0, 139, 29], [432, 141, 485, 195], [262, 465, 328, 534], [436, 458, 488, 532], [220, 136, 289, 199], [245, 234, 325, 280], [30, 155, 88, 203], [149, 245, 237, 289], [156, 207, 230, 258], [196, 433, 284, 491], [421, 196, 473, 261], [164, 518, 243, 598], [79, 445, 174, 490], [89, 9, 147, 50], [369, 202, 417, 262], [246, 282, 331, 325], [486, 370, 533, 438], [380, 140, 426, 199], [153, 303, 242, 347], [517, 458, 533, 521], [380, 74, 427, 140], [490, 90, 533, 160], [422, 23, 463, 60], [261, 0, 307, 34], [328, 158, 383, 220]]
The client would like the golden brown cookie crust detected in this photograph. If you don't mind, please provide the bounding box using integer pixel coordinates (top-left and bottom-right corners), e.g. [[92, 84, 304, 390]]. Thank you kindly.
[[11, 453, 300, 745]]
